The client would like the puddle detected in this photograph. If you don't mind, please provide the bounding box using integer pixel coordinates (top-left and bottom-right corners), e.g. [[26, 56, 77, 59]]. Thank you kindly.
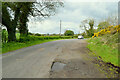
[[51, 62, 66, 72]]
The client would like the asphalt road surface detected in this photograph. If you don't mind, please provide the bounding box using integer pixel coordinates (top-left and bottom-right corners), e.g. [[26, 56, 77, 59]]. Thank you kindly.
[[2, 39, 106, 78]]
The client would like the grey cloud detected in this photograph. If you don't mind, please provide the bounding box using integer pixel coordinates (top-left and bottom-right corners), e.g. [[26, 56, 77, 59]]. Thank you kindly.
[[28, 2, 118, 34]]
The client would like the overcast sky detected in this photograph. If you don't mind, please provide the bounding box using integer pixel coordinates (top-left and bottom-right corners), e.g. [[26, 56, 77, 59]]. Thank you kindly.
[[28, 0, 118, 34]]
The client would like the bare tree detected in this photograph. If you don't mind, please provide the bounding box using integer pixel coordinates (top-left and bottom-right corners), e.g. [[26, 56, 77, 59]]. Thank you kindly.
[[106, 16, 118, 26]]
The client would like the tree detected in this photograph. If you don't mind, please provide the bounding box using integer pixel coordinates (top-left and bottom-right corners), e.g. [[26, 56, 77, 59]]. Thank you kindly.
[[97, 21, 110, 31], [80, 19, 95, 37], [18, 2, 33, 37], [2, 2, 22, 42], [28, 32, 34, 35], [35, 33, 41, 36], [64, 30, 74, 36], [88, 19, 94, 37], [2, 1, 63, 42], [106, 16, 118, 26], [18, 1, 63, 38], [97, 15, 118, 32]]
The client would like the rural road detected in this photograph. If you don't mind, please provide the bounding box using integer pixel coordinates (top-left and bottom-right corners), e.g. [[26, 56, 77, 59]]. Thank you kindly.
[[2, 39, 106, 78]]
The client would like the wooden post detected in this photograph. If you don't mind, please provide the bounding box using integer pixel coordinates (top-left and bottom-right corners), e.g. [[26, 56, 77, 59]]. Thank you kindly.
[[60, 20, 61, 36]]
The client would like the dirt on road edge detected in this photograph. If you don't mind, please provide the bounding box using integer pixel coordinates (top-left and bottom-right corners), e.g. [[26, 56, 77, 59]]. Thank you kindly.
[[49, 40, 108, 78]]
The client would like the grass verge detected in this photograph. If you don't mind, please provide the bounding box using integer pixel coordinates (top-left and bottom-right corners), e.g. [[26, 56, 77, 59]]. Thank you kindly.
[[2, 39, 61, 54], [87, 37, 118, 67]]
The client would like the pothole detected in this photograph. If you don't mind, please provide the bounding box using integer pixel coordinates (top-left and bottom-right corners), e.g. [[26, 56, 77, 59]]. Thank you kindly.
[[51, 62, 66, 72]]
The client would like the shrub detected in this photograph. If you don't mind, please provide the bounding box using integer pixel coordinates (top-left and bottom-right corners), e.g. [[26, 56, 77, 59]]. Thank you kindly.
[[35, 33, 41, 36], [92, 25, 120, 38], [19, 36, 31, 42], [2, 29, 8, 43], [28, 32, 34, 35]]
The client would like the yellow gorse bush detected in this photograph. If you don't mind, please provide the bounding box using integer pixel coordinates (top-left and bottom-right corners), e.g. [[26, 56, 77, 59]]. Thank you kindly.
[[92, 24, 120, 38]]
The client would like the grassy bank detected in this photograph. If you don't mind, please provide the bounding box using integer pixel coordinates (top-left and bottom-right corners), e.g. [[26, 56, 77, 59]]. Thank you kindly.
[[87, 37, 118, 66], [2, 36, 76, 54]]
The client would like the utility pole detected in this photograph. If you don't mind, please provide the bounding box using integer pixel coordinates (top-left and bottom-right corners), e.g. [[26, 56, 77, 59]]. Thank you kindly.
[[60, 20, 61, 36]]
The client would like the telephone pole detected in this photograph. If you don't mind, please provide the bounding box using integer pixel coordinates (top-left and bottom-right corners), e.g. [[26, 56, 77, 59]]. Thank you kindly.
[[60, 20, 61, 36]]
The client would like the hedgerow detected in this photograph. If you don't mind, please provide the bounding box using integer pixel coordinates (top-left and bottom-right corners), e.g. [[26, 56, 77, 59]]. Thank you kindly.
[[18, 36, 73, 42]]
